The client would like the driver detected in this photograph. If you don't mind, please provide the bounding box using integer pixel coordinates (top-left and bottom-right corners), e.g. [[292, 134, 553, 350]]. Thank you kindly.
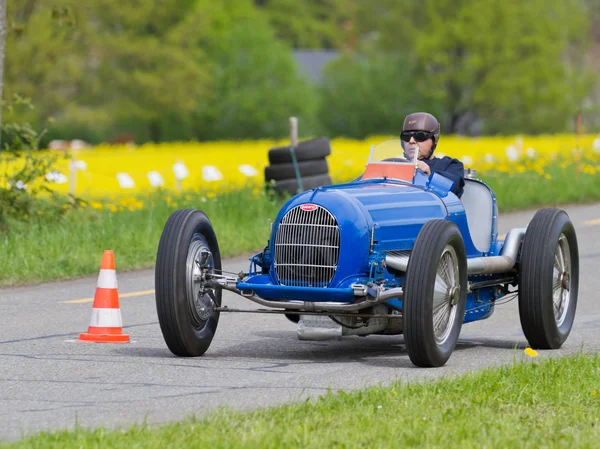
[[401, 112, 465, 198]]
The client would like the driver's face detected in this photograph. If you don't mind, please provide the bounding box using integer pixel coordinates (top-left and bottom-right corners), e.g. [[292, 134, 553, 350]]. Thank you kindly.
[[405, 135, 434, 160]]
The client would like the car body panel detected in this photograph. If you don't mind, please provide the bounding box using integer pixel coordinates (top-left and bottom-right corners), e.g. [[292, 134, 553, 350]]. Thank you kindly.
[[241, 162, 503, 322]]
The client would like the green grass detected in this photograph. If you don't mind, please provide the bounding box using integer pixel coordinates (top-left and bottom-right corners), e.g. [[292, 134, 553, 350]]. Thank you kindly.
[[2, 164, 600, 286], [0, 188, 282, 286], [3, 353, 600, 448], [482, 163, 600, 212]]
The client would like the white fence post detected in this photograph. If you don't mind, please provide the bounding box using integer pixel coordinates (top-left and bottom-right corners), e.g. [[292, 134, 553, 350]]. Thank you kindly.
[[289, 116, 298, 147]]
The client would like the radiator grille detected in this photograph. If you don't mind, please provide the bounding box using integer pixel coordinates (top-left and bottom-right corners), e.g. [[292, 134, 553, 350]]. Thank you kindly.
[[274, 205, 340, 287]]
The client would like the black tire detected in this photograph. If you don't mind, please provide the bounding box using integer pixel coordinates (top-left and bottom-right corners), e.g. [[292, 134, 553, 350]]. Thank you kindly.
[[265, 159, 329, 182], [273, 174, 332, 195], [155, 209, 222, 357], [518, 208, 579, 349], [404, 220, 467, 367], [268, 138, 331, 164]]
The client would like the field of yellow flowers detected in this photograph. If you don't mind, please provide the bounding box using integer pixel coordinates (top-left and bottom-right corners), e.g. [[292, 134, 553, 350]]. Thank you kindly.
[[5, 134, 600, 200], [3, 134, 600, 285]]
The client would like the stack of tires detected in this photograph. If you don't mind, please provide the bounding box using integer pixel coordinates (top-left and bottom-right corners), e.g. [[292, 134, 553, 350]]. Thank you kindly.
[[265, 138, 332, 195]]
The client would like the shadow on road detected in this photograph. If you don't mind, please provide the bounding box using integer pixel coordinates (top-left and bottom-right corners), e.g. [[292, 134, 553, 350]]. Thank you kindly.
[[111, 329, 530, 369]]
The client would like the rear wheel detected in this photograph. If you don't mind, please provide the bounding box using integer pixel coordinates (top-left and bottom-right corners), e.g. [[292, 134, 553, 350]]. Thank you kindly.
[[518, 208, 579, 349], [404, 220, 467, 367], [155, 209, 222, 356]]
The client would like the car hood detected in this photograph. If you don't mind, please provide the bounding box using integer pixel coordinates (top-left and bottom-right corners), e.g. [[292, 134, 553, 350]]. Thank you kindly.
[[278, 180, 448, 251]]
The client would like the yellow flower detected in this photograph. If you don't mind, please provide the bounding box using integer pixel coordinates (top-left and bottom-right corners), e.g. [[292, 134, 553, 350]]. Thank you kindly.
[[5, 133, 598, 201], [592, 391, 597, 397], [524, 348, 538, 357]]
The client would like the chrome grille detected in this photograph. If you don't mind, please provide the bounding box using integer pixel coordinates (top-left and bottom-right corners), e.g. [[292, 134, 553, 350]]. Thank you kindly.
[[274, 205, 340, 287]]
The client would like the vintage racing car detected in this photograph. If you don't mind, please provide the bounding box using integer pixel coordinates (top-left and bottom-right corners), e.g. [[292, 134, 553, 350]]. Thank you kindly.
[[154, 139, 579, 367]]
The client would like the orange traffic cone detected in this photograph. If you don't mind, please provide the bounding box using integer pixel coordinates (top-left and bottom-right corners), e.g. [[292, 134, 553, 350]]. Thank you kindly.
[[78, 250, 130, 343]]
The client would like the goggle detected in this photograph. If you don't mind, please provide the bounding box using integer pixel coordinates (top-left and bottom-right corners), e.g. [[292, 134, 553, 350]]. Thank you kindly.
[[400, 130, 434, 142]]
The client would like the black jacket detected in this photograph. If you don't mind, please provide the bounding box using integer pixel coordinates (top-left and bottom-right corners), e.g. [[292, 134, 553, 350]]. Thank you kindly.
[[422, 156, 465, 198]]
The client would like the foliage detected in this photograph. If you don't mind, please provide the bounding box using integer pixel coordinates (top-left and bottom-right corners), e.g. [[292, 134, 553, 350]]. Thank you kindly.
[[5, 0, 209, 143], [318, 45, 425, 139], [2, 0, 599, 142], [193, 2, 320, 140], [254, 0, 355, 49], [348, 0, 596, 134], [0, 97, 83, 228]]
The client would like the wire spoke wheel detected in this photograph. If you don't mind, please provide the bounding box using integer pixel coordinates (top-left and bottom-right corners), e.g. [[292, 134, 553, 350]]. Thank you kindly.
[[519, 208, 579, 349], [552, 235, 571, 327], [404, 220, 467, 368], [432, 246, 460, 345]]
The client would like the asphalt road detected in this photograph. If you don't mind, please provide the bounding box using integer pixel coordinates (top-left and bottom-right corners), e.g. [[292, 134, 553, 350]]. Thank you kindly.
[[1, 203, 599, 441]]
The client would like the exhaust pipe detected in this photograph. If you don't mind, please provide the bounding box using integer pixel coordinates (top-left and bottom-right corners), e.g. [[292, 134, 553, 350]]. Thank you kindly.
[[385, 227, 527, 275], [467, 227, 526, 274], [385, 250, 410, 272]]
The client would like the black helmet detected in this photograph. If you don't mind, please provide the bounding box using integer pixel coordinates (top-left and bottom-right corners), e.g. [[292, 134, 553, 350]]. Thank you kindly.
[[402, 112, 441, 154]]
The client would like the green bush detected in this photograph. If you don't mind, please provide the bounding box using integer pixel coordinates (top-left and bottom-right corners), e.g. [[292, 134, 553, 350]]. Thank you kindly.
[[0, 99, 84, 229], [194, 10, 320, 140]]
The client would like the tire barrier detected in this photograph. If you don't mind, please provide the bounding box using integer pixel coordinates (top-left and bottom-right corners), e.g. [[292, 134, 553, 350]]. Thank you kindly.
[[274, 174, 333, 196], [265, 159, 329, 182], [267, 137, 331, 164], [265, 138, 332, 195]]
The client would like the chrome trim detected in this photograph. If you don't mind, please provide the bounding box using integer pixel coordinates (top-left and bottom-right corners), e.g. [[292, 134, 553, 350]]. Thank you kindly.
[[385, 250, 411, 272], [274, 205, 340, 287], [553, 233, 571, 327], [467, 227, 527, 274], [464, 168, 478, 179], [208, 278, 404, 312], [433, 245, 460, 345], [385, 228, 527, 275]]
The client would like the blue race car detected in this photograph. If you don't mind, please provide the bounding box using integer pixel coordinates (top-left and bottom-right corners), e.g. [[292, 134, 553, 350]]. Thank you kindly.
[[154, 139, 579, 367]]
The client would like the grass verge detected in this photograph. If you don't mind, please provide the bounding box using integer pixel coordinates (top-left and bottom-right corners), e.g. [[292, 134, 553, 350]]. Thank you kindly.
[[0, 188, 282, 286], [482, 163, 600, 212], [3, 353, 600, 448], [2, 164, 600, 286]]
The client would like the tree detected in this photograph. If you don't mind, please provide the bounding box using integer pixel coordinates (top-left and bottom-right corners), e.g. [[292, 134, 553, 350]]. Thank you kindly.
[[193, 0, 319, 140], [254, 0, 356, 49], [349, 0, 595, 134], [5, 0, 211, 143], [318, 44, 425, 138]]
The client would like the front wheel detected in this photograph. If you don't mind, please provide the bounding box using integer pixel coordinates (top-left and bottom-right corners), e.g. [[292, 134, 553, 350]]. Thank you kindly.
[[404, 220, 467, 367], [518, 208, 579, 349], [155, 209, 222, 356]]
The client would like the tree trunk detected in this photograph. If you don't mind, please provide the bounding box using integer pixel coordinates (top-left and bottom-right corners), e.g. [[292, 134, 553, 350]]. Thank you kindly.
[[0, 0, 6, 144], [149, 119, 162, 143]]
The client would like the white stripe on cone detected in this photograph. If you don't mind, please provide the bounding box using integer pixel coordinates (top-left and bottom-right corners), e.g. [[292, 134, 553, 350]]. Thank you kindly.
[[89, 308, 123, 328], [97, 269, 118, 289]]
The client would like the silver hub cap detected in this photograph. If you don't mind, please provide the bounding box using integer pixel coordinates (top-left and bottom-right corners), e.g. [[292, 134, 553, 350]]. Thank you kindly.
[[186, 236, 216, 328], [553, 234, 571, 327], [433, 245, 460, 345]]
